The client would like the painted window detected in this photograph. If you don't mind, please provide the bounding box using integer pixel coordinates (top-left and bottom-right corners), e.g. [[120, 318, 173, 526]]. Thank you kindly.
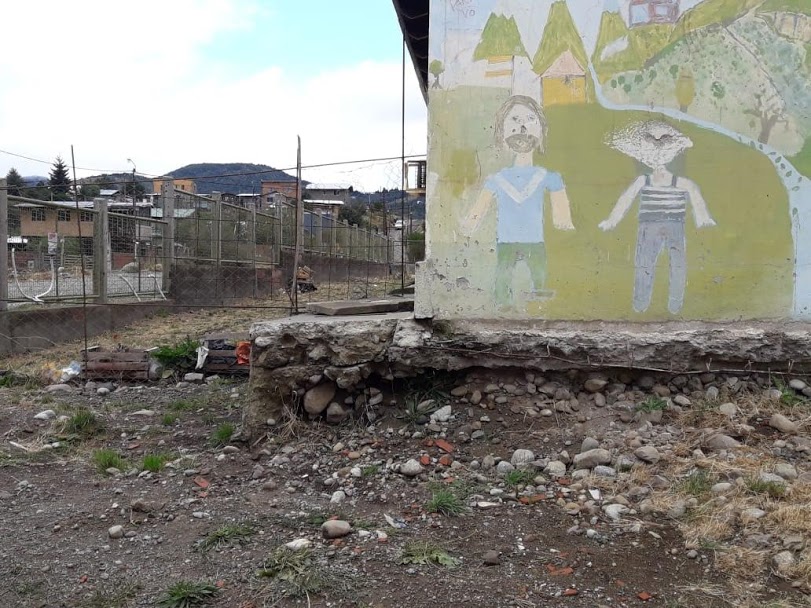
[[31, 208, 45, 222], [57, 209, 71, 222], [630, 5, 649, 24], [654, 5, 671, 16]]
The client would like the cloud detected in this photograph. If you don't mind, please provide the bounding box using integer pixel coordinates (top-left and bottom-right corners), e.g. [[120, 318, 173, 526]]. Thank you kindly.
[[0, 0, 426, 191]]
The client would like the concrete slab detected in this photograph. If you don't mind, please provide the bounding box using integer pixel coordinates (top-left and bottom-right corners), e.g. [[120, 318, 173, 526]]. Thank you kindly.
[[306, 298, 414, 316]]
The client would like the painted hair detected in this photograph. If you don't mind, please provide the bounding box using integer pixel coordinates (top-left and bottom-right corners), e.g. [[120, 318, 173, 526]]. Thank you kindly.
[[494, 95, 548, 153]]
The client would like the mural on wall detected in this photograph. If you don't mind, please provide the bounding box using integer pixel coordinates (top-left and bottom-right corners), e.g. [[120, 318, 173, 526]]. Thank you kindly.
[[423, 0, 811, 320]]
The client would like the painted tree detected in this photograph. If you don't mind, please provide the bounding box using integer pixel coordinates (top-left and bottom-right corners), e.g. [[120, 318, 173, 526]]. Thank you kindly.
[[746, 86, 789, 144], [675, 69, 696, 112], [429, 59, 445, 89], [48, 155, 71, 200], [5, 168, 25, 196]]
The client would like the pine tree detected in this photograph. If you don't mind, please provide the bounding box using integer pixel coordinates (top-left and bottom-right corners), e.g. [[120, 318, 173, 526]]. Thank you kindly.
[[5, 168, 25, 196], [48, 155, 72, 200]]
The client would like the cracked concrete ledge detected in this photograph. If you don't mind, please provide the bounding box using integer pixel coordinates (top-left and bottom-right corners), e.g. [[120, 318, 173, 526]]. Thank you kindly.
[[244, 314, 811, 440]]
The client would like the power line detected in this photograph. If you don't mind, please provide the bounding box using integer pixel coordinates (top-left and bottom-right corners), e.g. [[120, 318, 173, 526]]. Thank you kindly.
[[0, 148, 135, 174]]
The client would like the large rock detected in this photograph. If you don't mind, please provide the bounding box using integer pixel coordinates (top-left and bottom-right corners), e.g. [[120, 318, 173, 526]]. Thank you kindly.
[[634, 446, 661, 464], [321, 520, 351, 539], [510, 449, 535, 468], [703, 433, 741, 451], [770, 414, 799, 435], [325, 402, 348, 425], [573, 449, 611, 470], [304, 383, 337, 416]]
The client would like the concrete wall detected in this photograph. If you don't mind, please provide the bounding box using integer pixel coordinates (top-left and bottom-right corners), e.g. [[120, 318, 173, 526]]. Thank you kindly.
[[171, 261, 280, 306], [0, 302, 171, 355], [418, 0, 811, 321]]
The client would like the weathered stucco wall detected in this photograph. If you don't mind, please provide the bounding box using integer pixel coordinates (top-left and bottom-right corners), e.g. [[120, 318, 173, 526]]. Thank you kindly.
[[418, 0, 811, 321]]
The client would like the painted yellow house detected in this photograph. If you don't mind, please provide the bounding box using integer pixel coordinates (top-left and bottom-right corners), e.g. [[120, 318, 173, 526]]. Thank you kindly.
[[541, 50, 587, 106]]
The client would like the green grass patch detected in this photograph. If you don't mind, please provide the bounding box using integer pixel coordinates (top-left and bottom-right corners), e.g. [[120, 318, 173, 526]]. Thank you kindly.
[[141, 453, 170, 473], [162, 413, 179, 426], [681, 469, 714, 497], [400, 541, 459, 567], [361, 465, 380, 477], [426, 488, 467, 516], [152, 337, 199, 372], [92, 449, 126, 474], [156, 580, 219, 608], [745, 478, 786, 499], [77, 582, 141, 608], [209, 422, 235, 447], [258, 547, 346, 599], [64, 408, 102, 438], [195, 523, 256, 554], [504, 469, 536, 488], [636, 396, 668, 413]]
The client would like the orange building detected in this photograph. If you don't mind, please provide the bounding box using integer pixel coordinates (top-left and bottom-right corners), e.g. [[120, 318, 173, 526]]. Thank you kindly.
[[153, 177, 197, 195]]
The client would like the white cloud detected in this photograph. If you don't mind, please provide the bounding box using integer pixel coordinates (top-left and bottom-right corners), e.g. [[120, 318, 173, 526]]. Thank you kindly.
[[0, 1, 427, 191]]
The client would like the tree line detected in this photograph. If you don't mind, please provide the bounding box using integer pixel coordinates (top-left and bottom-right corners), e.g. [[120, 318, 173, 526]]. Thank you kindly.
[[4, 156, 102, 201]]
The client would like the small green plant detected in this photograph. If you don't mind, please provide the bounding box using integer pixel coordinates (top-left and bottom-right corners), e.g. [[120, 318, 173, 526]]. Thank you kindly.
[[258, 547, 335, 598], [65, 408, 102, 438], [141, 453, 169, 473], [504, 469, 536, 488], [209, 422, 235, 447], [168, 399, 199, 412], [682, 469, 714, 497], [637, 396, 668, 413], [745, 478, 786, 499], [152, 337, 199, 372], [78, 582, 140, 608], [361, 465, 380, 477], [156, 580, 219, 608], [426, 488, 467, 517], [774, 379, 806, 407], [196, 523, 256, 554], [162, 413, 179, 426], [92, 449, 126, 473], [400, 541, 459, 567]]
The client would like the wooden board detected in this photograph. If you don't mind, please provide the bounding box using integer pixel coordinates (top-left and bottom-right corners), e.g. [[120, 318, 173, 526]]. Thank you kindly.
[[83, 349, 150, 381]]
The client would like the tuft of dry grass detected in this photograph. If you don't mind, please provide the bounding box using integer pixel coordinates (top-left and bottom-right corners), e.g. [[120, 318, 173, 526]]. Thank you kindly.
[[715, 547, 768, 582]]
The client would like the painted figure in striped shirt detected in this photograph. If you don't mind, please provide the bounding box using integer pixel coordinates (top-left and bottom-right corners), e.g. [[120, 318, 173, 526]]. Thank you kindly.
[[599, 121, 716, 314]]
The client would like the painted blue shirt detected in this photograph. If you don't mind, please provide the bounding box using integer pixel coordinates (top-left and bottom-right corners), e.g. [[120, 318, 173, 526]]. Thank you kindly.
[[484, 166, 564, 244]]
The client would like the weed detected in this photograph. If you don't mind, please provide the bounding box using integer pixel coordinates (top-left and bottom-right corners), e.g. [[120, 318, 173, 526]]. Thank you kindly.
[[201, 412, 217, 426], [258, 547, 332, 598], [745, 478, 786, 499], [141, 453, 169, 473], [637, 396, 668, 413], [64, 408, 102, 438], [152, 337, 199, 372], [168, 399, 200, 412], [400, 541, 460, 567], [210, 422, 235, 447], [504, 469, 536, 488], [92, 449, 126, 473], [195, 523, 256, 554], [156, 580, 220, 608], [361, 464, 380, 477], [426, 488, 467, 516], [162, 413, 179, 426], [682, 469, 714, 497], [352, 517, 375, 530], [774, 379, 806, 407], [78, 582, 140, 608]]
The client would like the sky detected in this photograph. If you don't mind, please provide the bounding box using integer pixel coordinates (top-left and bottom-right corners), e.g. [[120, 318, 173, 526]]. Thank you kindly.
[[0, 0, 427, 191]]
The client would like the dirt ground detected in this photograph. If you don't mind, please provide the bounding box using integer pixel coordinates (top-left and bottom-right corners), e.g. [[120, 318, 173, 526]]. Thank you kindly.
[[1, 352, 810, 607]]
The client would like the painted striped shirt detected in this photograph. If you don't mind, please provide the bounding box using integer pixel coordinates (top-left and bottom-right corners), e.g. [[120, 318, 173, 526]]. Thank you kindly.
[[638, 174, 687, 222]]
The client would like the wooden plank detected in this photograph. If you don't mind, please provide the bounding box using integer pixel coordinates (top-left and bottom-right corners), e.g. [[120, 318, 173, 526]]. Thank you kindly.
[[85, 352, 148, 362], [85, 362, 150, 371]]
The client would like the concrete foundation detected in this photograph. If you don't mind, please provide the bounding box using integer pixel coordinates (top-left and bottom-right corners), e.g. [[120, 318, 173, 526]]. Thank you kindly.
[[245, 314, 811, 440]]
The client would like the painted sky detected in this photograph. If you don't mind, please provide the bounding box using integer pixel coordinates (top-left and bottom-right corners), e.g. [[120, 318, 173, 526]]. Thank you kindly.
[[0, 0, 427, 190]]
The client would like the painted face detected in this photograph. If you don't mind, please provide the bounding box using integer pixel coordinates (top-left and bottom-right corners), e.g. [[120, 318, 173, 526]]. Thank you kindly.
[[503, 103, 542, 153]]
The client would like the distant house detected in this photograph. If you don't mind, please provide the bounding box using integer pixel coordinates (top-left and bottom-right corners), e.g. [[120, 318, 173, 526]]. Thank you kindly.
[[16, 201, 95, 239], [305, 183, 354, 205], [541, 50, 587, 106], [99, 189, 120, 199], [629, 0, 680, 27], [152, 177, 197, 195], [261, 179, 299, 199]]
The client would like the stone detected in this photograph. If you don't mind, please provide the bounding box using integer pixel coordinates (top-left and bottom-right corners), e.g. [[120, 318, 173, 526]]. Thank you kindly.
[[703, 433, 741, 451], [304, 383, 337, 416], [603, 504, 629, 521], [772, 551, 796, 575], [496, 461, 515, 476], [673, 395, 692, 407], [759, 472, 787, 485], [183, 373, 204, 383], [706, 386, 720, 401], [97, 387, 111, 396], [718, 403, 738, 417], [325, 402, 349, 425], [789, 379, 807, 391], [34, 410, 56, 421], [584, 378, 608, 393], [400, 459, 423, 477], [430, 405, 452, 423], [544, 461, 567, 478], [667, 501, 687, 519], [45, 384, 72, 393], [483, 550, 501, 566], [573, 449, 611, 470], [330, 491, 347, 504], [711, 483, 733, 494], [451, 386, 468, 397], [634, 446, 661, 464], [286, 538, 312, 550], [580, 437, 600, 453], [774, 463, 798, 480], [770, 414, 799, 435], [510, 449, 535, 468], [741, 508, 767, 524], [470, 391, 482, 405], [108, 525, 124, 539], [321, 520, 352, 539], [593, 465, 617, 478], [131, 410, 156, 417]]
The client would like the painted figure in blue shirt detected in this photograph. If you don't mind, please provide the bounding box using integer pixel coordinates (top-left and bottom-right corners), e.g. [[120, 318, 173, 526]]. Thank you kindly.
[[462, 95, 575, 306]]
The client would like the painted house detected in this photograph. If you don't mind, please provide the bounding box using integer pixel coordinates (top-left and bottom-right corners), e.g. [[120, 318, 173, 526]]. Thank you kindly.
[[629, 0, 680, 27], [541, 50, 587, 106]]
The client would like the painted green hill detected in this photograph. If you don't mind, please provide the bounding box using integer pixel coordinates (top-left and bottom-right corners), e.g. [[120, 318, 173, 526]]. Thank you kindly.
[[474, 13, 527, 61], [671, 0, 765, 40], [534, 1, 589, 75], [592, 11, 674, 82], [758, 0, 811, 15]]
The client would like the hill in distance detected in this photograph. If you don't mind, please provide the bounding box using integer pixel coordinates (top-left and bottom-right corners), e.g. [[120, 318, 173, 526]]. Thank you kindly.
[[167, 163, 297, 195]]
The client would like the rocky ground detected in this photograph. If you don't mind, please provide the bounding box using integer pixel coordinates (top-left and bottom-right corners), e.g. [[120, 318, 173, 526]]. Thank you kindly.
[[1, 367, 810, 607]]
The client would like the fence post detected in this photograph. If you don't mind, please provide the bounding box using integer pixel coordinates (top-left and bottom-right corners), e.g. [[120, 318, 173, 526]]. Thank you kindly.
[[93, 199, 109, 304], [161, 182, 175, 294], [313, 212, 323, 254], [0, 179, 7, 311]]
